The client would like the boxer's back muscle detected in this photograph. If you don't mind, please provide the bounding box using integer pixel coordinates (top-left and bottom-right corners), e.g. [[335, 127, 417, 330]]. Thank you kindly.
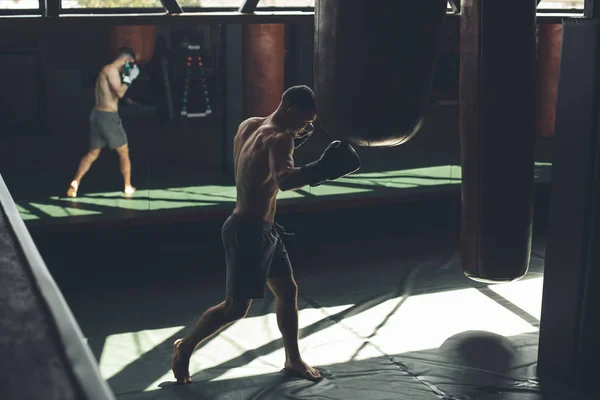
[[94, 66, 119, 112]]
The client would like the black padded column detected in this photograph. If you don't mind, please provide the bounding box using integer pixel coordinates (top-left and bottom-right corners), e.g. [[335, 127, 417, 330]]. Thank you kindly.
[[538, 18, 600, 390]]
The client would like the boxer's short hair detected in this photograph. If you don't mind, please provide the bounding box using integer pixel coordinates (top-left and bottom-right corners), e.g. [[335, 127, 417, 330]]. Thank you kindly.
[[282, 85, 315, 111], [116, 47, 136, 61]]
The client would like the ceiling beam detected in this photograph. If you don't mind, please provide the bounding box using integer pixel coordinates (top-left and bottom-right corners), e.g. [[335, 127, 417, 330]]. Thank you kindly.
[[0, 11, 314, 28], [160, 0, 183, 14], [239, 0, 260, 14]]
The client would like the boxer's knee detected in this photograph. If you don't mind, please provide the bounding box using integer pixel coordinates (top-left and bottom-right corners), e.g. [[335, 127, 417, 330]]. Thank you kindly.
[[115, 144, 129, 158], [268, 276, 298, 304], [86, 149, 101, 161], [223, 297, 252, 322]]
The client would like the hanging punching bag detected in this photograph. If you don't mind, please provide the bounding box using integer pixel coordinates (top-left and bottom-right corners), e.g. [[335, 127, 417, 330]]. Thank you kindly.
[[109, 25, 157, 66], [459, 0, 537, 283], [536, 24, 562, 138], [242, 24, 285, 118], [314, 0, 447, 147]]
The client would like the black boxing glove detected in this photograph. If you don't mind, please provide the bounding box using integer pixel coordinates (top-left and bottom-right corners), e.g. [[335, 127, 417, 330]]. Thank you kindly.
[[294, 136, 309, 149], [299, 141, 361, 187]]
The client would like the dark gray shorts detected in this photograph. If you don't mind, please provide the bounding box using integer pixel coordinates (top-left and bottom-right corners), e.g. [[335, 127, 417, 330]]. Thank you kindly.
[[89, 109, 128, 150], [222, 212, 293, 299]]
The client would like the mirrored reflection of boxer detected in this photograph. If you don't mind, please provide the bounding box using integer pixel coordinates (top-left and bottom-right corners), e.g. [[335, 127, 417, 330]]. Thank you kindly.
[[66, 47, 140, 198]]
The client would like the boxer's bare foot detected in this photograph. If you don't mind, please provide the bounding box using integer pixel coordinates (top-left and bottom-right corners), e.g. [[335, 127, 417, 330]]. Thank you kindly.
[[66, 181, 78, 198], [172, 339, 192, 384], [124, 186, 136, 197], [284, 358, 322, 381]]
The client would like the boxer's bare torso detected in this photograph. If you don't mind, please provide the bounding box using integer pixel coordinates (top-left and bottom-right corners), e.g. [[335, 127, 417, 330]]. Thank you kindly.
[[94, 64, 129, 112], [233, 117, 295, 222]]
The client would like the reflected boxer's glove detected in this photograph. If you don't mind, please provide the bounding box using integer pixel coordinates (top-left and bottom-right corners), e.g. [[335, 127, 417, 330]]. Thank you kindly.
[[122, 64, 140, 87], [299, 140, 361, 187]]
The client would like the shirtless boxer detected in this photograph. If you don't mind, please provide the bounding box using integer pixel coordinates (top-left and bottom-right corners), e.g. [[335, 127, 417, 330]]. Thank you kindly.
[[171, 85, 361, 384], [66, 47, 140, 198]]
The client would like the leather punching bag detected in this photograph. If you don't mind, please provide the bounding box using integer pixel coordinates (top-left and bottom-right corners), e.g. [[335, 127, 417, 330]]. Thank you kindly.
[[109, 26, 157, 66], [242, 24, 285, 118], [536, 24, 562, 138], [459, 0, 537, 282], [314, 0, 447, 147]]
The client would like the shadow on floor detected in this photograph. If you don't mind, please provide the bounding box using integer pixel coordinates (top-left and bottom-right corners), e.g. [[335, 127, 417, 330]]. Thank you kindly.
[[63, 227, 551, 400]]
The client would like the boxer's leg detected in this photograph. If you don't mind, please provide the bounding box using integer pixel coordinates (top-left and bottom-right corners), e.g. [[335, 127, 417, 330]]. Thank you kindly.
[[67, 149, 102, 198], [66, 112, 106, 197], [105, 113, 135, 195], [267, 236, 321, 381], [172, 214, 271, 384], [172, 297, 252, 384], [115, 144, 135, 195]]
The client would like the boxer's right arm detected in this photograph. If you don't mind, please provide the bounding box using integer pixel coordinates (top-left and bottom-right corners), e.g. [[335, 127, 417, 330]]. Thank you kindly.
[[269, 134, 306, 191], [298, 141, 361, 187], [269, 135, 362, 191], [107, 68, 129, 99]]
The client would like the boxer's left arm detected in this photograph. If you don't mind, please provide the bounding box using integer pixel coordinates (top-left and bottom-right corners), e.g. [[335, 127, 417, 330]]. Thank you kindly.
[[122, 64, 140, 87], [107, 67, 129, 99]]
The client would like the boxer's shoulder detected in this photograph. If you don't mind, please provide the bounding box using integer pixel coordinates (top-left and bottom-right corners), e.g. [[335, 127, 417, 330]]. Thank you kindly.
[[238, 117, 265, 132], [101, 64, 117, 75], [264, 131, 293, 153]]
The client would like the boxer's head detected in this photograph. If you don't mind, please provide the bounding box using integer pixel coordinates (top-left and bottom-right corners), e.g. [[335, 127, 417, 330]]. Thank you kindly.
[[114, 47, 136, 70], [280, 85, 316, 137]]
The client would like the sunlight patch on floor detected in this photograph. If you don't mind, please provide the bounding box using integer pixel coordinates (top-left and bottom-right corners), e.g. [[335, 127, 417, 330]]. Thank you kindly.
[[48, 194, 150, 211], [489, 277, 544, 320], [97, 277, 548, 392], [28, 202, 103, 218], [358, 287, 539, 358], [15, 163, 552, 222], [15, 165, 462, 221], [139, 304, 353, 391], [14, 203, 37, 220], [99, 326, 185, 381], [342, 165, 461, 188]]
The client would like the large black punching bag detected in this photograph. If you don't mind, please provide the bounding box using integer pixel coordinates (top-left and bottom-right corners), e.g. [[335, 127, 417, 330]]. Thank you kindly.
[[314, 0, 447, 147], [459, 0, 537, 282]]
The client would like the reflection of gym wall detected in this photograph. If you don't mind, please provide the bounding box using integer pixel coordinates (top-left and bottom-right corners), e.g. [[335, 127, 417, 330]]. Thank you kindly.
[[0, 24, 224, 172], [0, 19, 467, 177]]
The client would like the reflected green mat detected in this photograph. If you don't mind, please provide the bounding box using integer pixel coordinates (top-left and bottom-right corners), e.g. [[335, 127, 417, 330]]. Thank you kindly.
[[16, 163, 551, 222]]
